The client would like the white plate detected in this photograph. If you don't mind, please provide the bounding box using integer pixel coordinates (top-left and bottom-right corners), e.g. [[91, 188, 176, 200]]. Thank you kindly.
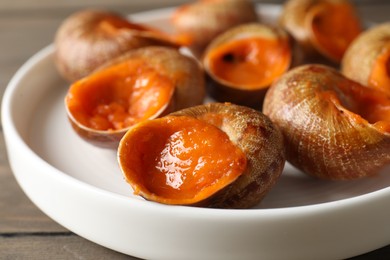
[[3, 4, 390, 260]]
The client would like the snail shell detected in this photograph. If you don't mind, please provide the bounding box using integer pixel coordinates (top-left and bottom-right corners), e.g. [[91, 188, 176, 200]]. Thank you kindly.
[[55, 9, 184, 82], [342, 22, 390, 94], [171, 0, 258, 57], [65, 46, 205, 149], [202, 23, 292, 109], [279, 0, 362, 64], [118, 102, 285, 208], [263, 64, 390, 180]]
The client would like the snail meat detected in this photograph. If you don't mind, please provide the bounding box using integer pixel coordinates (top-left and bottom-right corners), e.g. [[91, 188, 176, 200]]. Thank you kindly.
[[64, 47, 205, 148], [202, 23, 292, 108], [118, 103, 285, 208]]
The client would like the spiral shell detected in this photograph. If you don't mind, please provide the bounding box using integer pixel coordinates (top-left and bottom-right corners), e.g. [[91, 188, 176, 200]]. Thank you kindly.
[[171, 0, 258, 56], [55, 9, 183, 82], [342, 22, 390, 94], [263, 64, 390, 180], [279, 0, 362, 64]]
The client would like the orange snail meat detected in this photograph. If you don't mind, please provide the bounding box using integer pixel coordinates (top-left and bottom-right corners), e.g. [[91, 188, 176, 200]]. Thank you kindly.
[[118, 103, 285, 208], [279, 0, 362, 64], [64, 47, 205, 148], [203, 23, 292, 108]]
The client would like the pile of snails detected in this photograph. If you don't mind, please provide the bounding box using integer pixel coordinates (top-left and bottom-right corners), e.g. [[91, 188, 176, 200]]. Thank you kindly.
[[54, 0, 390, 209]]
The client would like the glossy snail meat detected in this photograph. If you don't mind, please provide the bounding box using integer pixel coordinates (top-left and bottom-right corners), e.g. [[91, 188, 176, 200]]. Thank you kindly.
[[203, 23, 292, 108], [118, 103, 285, 208], [64, 46, 205, 149]]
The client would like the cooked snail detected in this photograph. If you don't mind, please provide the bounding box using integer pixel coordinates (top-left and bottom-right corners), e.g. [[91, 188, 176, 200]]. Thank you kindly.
[[65, 46, 205, 148], [342, 22, 390, 94], [279, 0, 362, 64], [203, 23, 292, 108], [263, 64, 390, 180], [55, 9, 186, 82], [171, 0, 258, 57], [118, 102, 285, 208]]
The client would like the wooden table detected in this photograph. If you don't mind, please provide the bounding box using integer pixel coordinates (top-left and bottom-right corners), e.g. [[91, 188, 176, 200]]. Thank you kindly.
[[1, 0, 390, 259]]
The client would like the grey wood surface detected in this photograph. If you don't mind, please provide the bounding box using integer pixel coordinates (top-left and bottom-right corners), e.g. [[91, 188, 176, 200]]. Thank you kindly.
[[1, 0, 390, 259]]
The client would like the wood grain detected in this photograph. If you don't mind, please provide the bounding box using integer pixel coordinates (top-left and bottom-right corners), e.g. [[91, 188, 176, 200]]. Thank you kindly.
[[0, 235, 134, 259]]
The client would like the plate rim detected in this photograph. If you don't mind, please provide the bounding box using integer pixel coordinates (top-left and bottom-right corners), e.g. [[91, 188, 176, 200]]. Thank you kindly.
[[2, 4, 390, 259], [3, 27, 390, 217]]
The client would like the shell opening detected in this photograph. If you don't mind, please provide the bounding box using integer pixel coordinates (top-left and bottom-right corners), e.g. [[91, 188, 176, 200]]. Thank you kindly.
[[369, 45, 390, 94], [330, 79, 390, 132], [206, 37, 291, 89], [118, 115, 247, 205], [65, 59, 174, 131], [308, 1, 362, 61]]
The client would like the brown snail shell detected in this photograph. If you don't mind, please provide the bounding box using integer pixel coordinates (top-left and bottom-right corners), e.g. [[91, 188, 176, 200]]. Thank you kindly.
[[55, 9, 185, 82], [202, 23, 292, 109], [65, 46, 205, 149], [342, 22, 390, 94], [263, 64, 390, 180], [279, 0, 363, 64], [118, 102, 285, 208], [171, 0, 258, 57]]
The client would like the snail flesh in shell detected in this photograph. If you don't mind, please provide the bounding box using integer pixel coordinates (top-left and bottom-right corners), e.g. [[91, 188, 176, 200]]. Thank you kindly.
[[171, 0, 258, 57], [203, 22, 292, 109], [118, 102, 285, 208], [342, 22, 390, 95], [279, 0, 363, 64], [64, 46, 205, 149], [55, 9, 187, 82]]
